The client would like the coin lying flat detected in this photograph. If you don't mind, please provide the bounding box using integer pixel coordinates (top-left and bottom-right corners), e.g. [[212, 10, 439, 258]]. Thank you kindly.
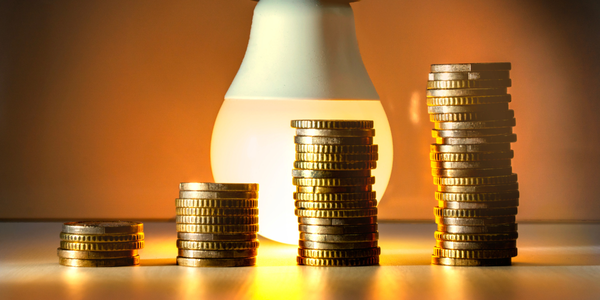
[[434, 119, 516, 131], [427, 88, 508, 98], [430, 110, 514, 122], [60, 241, 144, 251], [436, 134, 517, 145], [428, 95, 511, 106], [178, 191, 258, 199], [296, 185, 372, 194], [433, 247, 517, 259], [295, 136, 374, 145], [295, 152, 378, 162], [295, 200, 377, 210], [176, 224, 259, 234], [57, 248, 138, 259], [293, 177, 375, 187], [436, 240, 517, 250], [299, 224, 378, 235], [176, 207, 258, 216], [432, 167, 513, 178], [434, 174, 518, 186], [431, 256, 512, 266], [59, 256, 140, 267], [438, 224, 518, 234], [292, 169, 372, 178], [175, 215, 259, 225], [430, 63, 511, 73], [291, 120, 374, 129], [62, 221, 143, 235], [297, 256, 379, 266], [295, 208, 377, 218], [436, 216, 516, 226], [178, 249, 257, 259], [431, 160, 512, 169], [296, 144, 378, 154], [177, 232, 257, 241], [294, 161, 377, 170], [431, 143, 512, 153], [437, 183, 519, 193], [432, 128, 513, 138], [438, 199, 519, 209], [298, 247, 381, 259], [179, 183, 259, 191], [299, 240, 378, 250], [431, 151, 515, 162], [293, 192, 376, 201], [295, 128, 375, 137], [177, 257, 256, 267], [299, 217, 377, 226], [435, 191, 520, 201], [434, 207, 518, 218], [428, 70, 510, 81], [427, 79, 511, 90], [300, 232, 378, 243], [60, 232, 144, 243], [176, 240, 259, 250], [175, 199, 258, 208], [435, 231, 518, 242]]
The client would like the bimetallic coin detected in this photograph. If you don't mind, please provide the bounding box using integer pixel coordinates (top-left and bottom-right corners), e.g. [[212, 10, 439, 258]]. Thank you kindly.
[[292, 169, 372, 178], [293, 177, 375, 187], [436, 216, 516, 226], [436, 240, 517, 250], [431, 160, 512, 169], [438, 224, 518, 234], [427, 88, 507, 98], [428, 95, 511, 106], [57, 248, 138, 259], [60, 241, 144, 251], [434, 207, 518, 218], [296, 144, 378, 154], [428, 70, 510, 81], [299, 247, 381, 259], [434, 174, 518, 185], [60, 232, 144, 243], [296, 185, 372, 193], [62, 221, 143, 235], [299, 217, 377, 226], [433, 247, 517, 259], [431, 256, 512, 266], [435, 118, 516, 130], [299, 224, 378, 235], [295, 128, 375, 137], [177, 232, 257, 241], [431, 143, 512, 153], [295, 200, 377, 210], [175, 199, 258, 208], [300, 232, 378, 243], [294, 192, 376, 201], [294, 161, 377, 170], [299, 240, 378, 250], [176, 207, 258, 216], [176, 224, 259, 234], [59, 256, 140, 267], [295, 136, 374, 145], [431, 151, 514, 162], [176, 240, 259, 250], [175, 215, 259, 225], [427, 79, 511, 89], [297, 256, 379, 266], [435, 191, 520, 201], [430, 110, 514, 122], [431, 127, 513, 138], [291, 120, 373, 129], [178, 249, 257, 259], [179, 182, 258, 191], [437, 183, 519, 193], [295, 152, 378, 162], [436, 134, 517, 145], [177, 257, 256, 267], [435, 231, 518, 242], [432, 167, 513, 178], [179, 191, 258, 199], [438, 199, 519, 209], [430, 63, 511, 73], [295, 208, 377, 218]]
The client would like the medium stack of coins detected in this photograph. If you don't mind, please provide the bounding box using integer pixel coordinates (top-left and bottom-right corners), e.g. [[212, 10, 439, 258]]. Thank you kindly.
[[291, 120, 380, 267], [427, 62, 519, 266], [176, 182, 259, 267], [58, 221, 144, 267]]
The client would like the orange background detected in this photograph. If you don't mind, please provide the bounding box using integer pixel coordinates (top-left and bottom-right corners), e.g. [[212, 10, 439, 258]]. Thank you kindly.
[[1, 0, 599, 221]]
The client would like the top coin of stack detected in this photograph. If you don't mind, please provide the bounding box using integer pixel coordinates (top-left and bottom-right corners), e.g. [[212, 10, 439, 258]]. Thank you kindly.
[[427, 63, 519, 266], [58, 221, 144, 267], [292, 120, 380, 267], [176, 182, 259, 267]]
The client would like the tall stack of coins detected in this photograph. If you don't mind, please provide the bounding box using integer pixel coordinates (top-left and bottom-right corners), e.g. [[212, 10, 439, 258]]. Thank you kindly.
[[427, 62, 519, 266], [58, 221, 144, 267], [292, 120, 380, 267], [176, 182, 259, 267]]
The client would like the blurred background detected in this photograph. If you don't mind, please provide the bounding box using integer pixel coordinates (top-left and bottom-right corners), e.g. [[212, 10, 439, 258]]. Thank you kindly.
[[1, 0, 599, 221]]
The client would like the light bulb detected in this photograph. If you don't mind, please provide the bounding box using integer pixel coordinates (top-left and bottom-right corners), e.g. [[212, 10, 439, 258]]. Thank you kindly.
[[211, 0, 394, 244]]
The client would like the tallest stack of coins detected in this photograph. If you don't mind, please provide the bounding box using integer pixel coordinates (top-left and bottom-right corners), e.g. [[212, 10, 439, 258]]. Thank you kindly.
[[427, 63, 519, 266]]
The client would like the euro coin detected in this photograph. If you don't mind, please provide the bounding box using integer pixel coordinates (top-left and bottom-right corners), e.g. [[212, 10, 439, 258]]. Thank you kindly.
[[435, 231, 518, 242], [179, 182, 258, 191], [432, 167, 513, 177], [436, 134, 517, 145], [294, 161, 377, 170], [298, 217, 377, 226], [427, 88, 507, 98], [430, 151, 514, 162], [177, 257, 255, 267], [434, 207, 518, 218], [176, 207, 258, 216], [434, 118, 516, 130], [427, 79, 511, 89], [176, 224, 259, 234], [431, 160, 512, 169], [431, 143, 512, 153], [298, 247, 381, 259], [430, 62, 511, 73], [292, 177, 375, 187], [428, 95, 511, 106], [291, 120, 373, 129], [295, 152, 378, 162], [62, 221, 143, 235], [296, 144, 377, 154], [177, 232, 257, 241], [178, 249, 257, 259], [59, 256, 140, 267], [299, 224, 378, 235], [57, 248, 138, 259], [178, 191, 258, 199], [295, 200, 377, 210], [296, 185, 372, 193], [295, 208, 377, 218], [292, 169, 372, 178], [295, 128, 375, 137], [293, 192, 376, 201], [175, 215, 259, 225], [436, 240, 517, 250], [430, 110, 514, 122], [300, 232, 378, 243], [428, 70, 510, 81], [435, 191, 520, 201], [295, 136, 374, 145], [175, 198, 258, 208], [60, 241, 144, 251], [438, 224, 518, 234], [436, 216, 516, 226], [431, 128, 513, 138], [297, 256, 379, 266], [438, 199, 519, 209], [433, 247, 517, 259], [437, 183, 518, 193], [176, 240, 259, 250], [60, 232, 144, 243], [431, 256, 512, 266], [299, 240, 378, 250], [433, 174, 518, 185]]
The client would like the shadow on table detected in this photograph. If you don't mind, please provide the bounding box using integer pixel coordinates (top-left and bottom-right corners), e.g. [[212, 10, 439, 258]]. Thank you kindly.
[[140, 258, 177, 266]]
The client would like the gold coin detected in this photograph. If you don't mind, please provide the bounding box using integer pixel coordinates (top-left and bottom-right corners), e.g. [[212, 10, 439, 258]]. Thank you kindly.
[[432, 167, 513, 178], [176, 224, 259, 233], [177, 232, 257, 241], [295, 128, 375, 137], [175, 198, 258, 208], [179, 182, 258, 191], [427, 79, 511, 90], [428, 70, 510, 81], [296, 144, 378, 154], [176, 207, 258, 216], [291, 120, 374, 129], [427, 88, 507, 98], [430, 110, 514, 122], [433, 247, 517, 259], [435, 231, 518, 242], [294, 192, 376, 201], [430, 63, 511, 73], [431, 143, 512, 153], [431, 160, 512, 169], [295, 200, 377, 210], [295, 152, 378, 162], [434, 207, 518, 218], [57, 248, 138, 259], [438, 224, 518, 234], [431, 256, 512, 266], [437, 183, 519, 193], [430, 151, 514, 162], [435, 191, 520, 201], [177, 257, 255, 267], [299, 240, 378, 250], [294, 136, 374, 145], [296, 185, 372, 194], [299, 217, 377, 226], [298, 247, 381, 259], [434, 119, 516, 130], [60, 241, 144, 251], [436, 240, 517, 250], [175, 215, 259, 225], [295, 208, 377, 218], [436, 134, 517, 145], [60, 232, 144, 243], [62, 221, 143, 235], [179, 191, 258, 199], [436, 216, 516, 226], [59, 256, 140, 267], [299, 224, 378, 234], [176, 240, 259, 250], [297, 256, 379, 266], [431, 128, 513, 138], [300, 232, 378, 243], [428, 103, 510, 114], [439, 199, 519, 209], [178, 249, 257, 259], [292, 169, 372, 178], [428, 95, 511, 106], [293, 177, 375, 187], [294, 161, 377, 170]]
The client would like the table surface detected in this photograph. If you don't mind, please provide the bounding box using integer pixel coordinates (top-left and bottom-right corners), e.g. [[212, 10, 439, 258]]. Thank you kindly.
[[1, 222, 599, 300]]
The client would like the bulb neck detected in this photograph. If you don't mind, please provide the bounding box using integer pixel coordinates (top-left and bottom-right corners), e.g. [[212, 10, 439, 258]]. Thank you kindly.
[[225, 0, 379, 100]]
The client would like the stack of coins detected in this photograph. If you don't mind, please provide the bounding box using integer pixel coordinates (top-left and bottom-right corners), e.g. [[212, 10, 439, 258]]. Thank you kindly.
[[427, 62, 519, 266], [176, 182, 259, 267], [58, 221, 144, 267], [291, 120, 380, 267]]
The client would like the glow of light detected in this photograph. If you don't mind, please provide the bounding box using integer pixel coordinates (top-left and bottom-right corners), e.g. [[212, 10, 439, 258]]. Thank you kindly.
[[409, 91, 421, 125]]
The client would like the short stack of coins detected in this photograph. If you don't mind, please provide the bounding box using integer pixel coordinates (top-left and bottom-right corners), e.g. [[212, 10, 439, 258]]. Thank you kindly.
[[291, 119, 380, 267], [176, 182, 259, 267], [427, 62, 518, 266], [58, 221, 144, 267]]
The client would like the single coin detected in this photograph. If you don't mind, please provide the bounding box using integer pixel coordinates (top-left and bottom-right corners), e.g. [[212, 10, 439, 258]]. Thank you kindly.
[[431, 160, 512, 169], [176, 224, 259, 233], [60, 241, 144, 251], [296, 185, 372, 193], [431, 256, 512, 266], [59, 256, 140, 267], [296, 144, 378, 154], [299, 224, 378, 235], [430, 151, 514, 162], [57, 248, 138, 259], [436, 216, 516, 226], [295, 200, 377, 210], [295, 152, 378, 162], [428, 70, 510, 81], [175, 199, 258, 208], [295, 208, 377, 218], [436, 240, 517, 250], [177, 257, 256, 267], [291, 120, 373, 129], [62, 221, 143, 235], [436, 134, 517, 145], [177, 232, 257, 241], [299, 240, 378, 250], [296, 128, 375, 137], [430, 63, 511, 73], [427, 88, 507, 98], [437, 183, 519, 193], [293, 177, 375, 187], [432, 167, 513, 177], [176, 207, 258, 216], [178, 249, 257, 259], [294, 192, 376, 201], [60, 232, 144, 243], [428, 103, 510, 114], [434, 174, 518, 185], [176, 240, 259, 250], [435, 231, 518, 242], [178, 191, 258, 199], [431, 128, 513, 138], [175, 215, 259, 225], [299, 247, 381, 259], [439, 199, 519, 209], [294, 136, 373, 145], [292, 169, 372, 178], [297, 256, 379, 266], [428, 95, 511, 106], [439, 224, 518, 234], [299, 217, 377, 226], [434, 207, 518, 218], [435, 118, 516, 130], [179, 182, 259, 191], [435, 191, 520, 201], [431, 143, 512, 153], [294, 161, 377, 170], [430, 110, 514, 122], [427, 79, 511, 90], [433, 247, 517, 259], [300, 232, 378, 243]]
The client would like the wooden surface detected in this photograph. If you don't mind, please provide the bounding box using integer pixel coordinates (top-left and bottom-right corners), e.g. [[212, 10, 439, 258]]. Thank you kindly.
[[1, 222, 599, 299]]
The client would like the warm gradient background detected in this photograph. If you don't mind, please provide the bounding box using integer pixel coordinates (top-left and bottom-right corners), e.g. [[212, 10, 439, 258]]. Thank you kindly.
[[1, 0, 599, 221]]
